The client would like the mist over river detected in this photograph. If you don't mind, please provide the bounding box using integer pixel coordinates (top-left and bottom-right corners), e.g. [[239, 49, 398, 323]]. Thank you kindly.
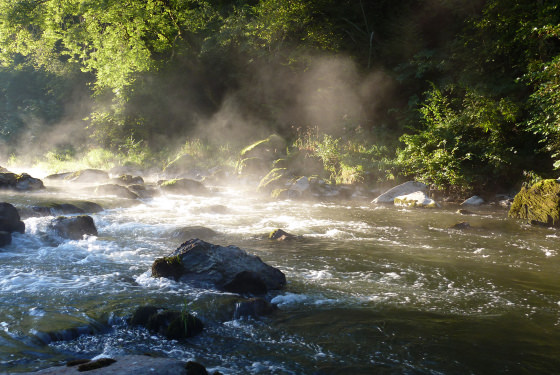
[[1, 179, 559, 374]]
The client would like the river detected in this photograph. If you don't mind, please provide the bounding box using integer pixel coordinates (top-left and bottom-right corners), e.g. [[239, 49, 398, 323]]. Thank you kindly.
[[1, 179, 559, 374]]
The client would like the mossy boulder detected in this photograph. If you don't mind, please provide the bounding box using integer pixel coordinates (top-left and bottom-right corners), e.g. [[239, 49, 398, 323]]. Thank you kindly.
[[0, 172, 44, 191], [508, 179, 560, 226], [159, 178, 208, 195], [130, 305, 203, 340]]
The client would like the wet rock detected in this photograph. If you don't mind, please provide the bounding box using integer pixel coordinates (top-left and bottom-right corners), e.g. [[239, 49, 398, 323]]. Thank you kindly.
[[233, 297, 278, 319], [159, 178, 208, 195], [49, 215, 98, 240], [127, 183, 158, 199], [372, 181, 428, 204], [152, 239, 286, 293], [24, 201, 103, 218], [22, 355, 191, 374], [130, 305, 203, 340], [185, 361, 209, 375], [269, 229, 296, 241], [0, 172, 44, 191], [461, 195, 485, 206], [393, 191, 439, 208], [110, 174, 144, 186], [44, 172, 73, 181], [508, 179, 560, 227], [0, 202, 25, 233], [450, 222, 471, 230], [95, 184, 139, 199], [456, 209, 474, 215], [66, 169, 110, 183], [0, 231, 12, 247], [223, 271, 268, 295]]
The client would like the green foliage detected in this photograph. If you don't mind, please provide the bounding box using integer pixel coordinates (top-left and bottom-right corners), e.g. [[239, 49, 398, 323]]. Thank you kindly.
[[397, 85, 524, 191]]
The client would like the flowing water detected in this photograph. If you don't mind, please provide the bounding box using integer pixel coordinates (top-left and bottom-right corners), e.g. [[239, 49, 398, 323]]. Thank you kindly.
[[1, 179, 559, 374]]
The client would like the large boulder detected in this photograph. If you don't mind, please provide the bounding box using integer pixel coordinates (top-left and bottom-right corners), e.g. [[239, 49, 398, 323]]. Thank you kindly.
[[49, 215, 98, 240], [372, 181, 428, 204], [152, 239, 286, 294], [159, 178, 208, 195], [95, 184, 139, 199], [509, 179, 560, 226], [394, 191, 439, 208], [0, 202, 25, 233], [0, 172, 44, 191], [110, 174, 144, 186]]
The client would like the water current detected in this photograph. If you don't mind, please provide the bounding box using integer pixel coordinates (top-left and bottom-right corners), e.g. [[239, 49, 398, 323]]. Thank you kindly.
[[1, 178, 559, 374]]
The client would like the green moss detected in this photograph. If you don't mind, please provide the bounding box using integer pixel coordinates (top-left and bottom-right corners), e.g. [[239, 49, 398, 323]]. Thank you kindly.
[[160, 179, 178, 187], [151, 255, 184, 280], [509, 179, 560, 226]]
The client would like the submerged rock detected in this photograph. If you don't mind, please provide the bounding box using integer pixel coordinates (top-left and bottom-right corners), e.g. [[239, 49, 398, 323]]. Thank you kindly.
[[152, 239, 286, 293], [393, 191, 439, 208], [233, 297, 278, 319], [372, 181, 428, 204], [269, 229, 296, 241], [49, 215, 98, 240], [130, 305, 203, 340], [456, 209, 475, 215], [0, 202, 25, 234], [21, 355, 192, 375], [508, 179, 560, 227], [450, 221, 471, 230]]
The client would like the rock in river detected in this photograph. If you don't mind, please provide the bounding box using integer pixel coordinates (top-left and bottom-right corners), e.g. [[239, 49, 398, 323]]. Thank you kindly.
[[0, 202, 25, 234], [152, 239, 286, 294], [49, 215, 98, 240], [509, 179, 560, 227], [372, 181, 428, 204]]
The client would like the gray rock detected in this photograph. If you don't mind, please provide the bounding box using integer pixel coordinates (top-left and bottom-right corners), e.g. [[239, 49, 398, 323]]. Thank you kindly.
[[0, 172, 44, 191], [372, 181, 428, 204], [159, 178, 208, 195], [393, 191, 439, 208], [66, 169, 109, 183], [19, 355, 190, 374], [0, 202, 25, 233], [95, 184, 139, 199], [152, 239, 286, 293], [461, 195, 485, 206], [49, 215, 98, 240]]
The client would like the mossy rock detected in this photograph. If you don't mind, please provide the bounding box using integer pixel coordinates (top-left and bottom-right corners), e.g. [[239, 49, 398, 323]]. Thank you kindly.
[[152, 255, 184, 280], [159, 178, 208, 195], [131, 306, 203, 340], [508, 179, 560, 226]]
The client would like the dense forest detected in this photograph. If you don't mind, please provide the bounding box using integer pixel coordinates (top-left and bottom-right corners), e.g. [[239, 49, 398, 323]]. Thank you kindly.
[[0, 0, 559, 195]]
